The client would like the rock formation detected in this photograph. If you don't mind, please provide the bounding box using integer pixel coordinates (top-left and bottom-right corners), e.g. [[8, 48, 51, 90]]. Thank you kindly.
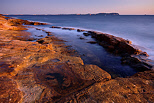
[[83, 31, 152, 71], [0, 14, 153, 103]]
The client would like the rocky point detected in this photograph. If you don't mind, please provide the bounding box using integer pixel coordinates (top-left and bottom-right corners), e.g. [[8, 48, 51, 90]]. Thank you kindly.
[[0, 14, 153, 103]]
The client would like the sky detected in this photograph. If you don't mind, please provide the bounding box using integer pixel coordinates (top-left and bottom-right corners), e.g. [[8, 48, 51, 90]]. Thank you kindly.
[[0, 0, 154, 15]]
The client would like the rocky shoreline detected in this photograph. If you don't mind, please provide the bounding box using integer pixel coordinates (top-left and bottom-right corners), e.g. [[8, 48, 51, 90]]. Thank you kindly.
[[51, 26, 153, 71], [0, 15, 154, 103]]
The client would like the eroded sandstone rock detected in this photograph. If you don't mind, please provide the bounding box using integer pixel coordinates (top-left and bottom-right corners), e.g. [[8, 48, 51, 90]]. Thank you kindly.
[[77, 29, 86, 32], [62, 27, 76, 30], [31, 63, 111, 102], [0, 14, 154, 103], [50, 26, 61, 29], [83, 31, 153, 71], [87, 41, 97, 44], [0, 76, 22, 103], [58, 70, 154, 102]]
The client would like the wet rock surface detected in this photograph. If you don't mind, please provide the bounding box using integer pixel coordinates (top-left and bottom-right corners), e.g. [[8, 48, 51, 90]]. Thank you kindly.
[[7, 18, 47, 26], [46, 24, 153, 71], [87, 41, 97, 44], [82, 31, 153, 71], [50, 26, 61, 29], [77, 29, 86, 32], [0, 14, 154, 103], [62, 27, 76, 30]]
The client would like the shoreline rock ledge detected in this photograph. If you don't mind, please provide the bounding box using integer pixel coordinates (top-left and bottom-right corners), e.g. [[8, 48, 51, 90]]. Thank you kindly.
[[85, 31, 153, 71], [49, 25, 153, 71], [0, 14, 154, 103]]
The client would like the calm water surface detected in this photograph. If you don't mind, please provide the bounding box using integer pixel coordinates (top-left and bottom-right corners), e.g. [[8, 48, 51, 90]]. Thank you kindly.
[[6, 15, 154, 77]]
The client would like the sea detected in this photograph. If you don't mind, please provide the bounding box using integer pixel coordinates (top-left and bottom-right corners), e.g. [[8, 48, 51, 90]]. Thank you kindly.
[[6, 15, 154, 78]]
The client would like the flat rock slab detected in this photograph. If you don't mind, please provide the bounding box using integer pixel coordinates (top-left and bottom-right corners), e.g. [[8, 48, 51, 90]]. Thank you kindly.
[[32, 63, 111, 102], [58, 70, 154, 103], [0, 76, 22, 103]]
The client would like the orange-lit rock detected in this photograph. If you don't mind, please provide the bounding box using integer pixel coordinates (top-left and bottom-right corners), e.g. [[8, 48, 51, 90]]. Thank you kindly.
[[58, 70, 154, 103], [0, 76, 22, 103], [0, 14, 153, 103]]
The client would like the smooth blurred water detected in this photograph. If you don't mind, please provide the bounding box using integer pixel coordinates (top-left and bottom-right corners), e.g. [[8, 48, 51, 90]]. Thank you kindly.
[[5, 15, 154, 77], [7, 15, 154, 60]]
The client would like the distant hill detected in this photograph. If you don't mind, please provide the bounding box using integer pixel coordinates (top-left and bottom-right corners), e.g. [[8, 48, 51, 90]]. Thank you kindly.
[[3, 13, 120, 16], [95, 13, 119, 15], [57, 13, 119, 16]]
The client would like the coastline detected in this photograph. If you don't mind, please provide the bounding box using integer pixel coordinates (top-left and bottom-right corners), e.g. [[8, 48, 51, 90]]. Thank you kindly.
[[50, 26, 153, 71], [0, 14, 154, 102]]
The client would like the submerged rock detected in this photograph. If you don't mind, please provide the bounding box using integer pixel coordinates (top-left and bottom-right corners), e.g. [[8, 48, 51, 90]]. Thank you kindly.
[[85, 30, 153, 71], [77, 29, 86, 32], [83, 32, 90, 36], [87, 41, 97, 44], [62, 27, 76, 30], [121, 56, 153, 71], [36, 28, 41, 30], [79, 36, 85, 39], [50, 26, 61, 29]]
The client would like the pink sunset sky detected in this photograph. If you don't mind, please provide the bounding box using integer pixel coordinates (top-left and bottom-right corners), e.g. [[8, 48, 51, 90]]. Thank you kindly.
[[0, 0, 154, 15]]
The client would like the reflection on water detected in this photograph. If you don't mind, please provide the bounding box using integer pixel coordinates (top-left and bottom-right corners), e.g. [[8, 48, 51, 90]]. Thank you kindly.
[[38, 27, 138, 78], [7, 15, 154, 60], [9, 15, 154, 78]]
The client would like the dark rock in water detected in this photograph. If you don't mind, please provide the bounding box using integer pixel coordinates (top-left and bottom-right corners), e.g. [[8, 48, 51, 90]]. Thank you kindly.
[[83, 33, 90, 36], [86, 30, 152, 71], [38, 35, 44, 37], [140, 52, 149, 57], [50, 26, 61, 29], [24, 20, 34, 25], [107, 45, 115, 51], [24, 20, 47, 25], [87, 31, 143, 55], [34, 22, 46, 25], [79, 37, 85, 39], [42, 30, 46, 32], [87, 41, 97, 44], [62, 27, 75, 30], [37, 35, 64, 44], [48, 33, 52, 36], [27, 38, 36, 41], [77, 29, 85, 32], [36, 39, 44, 44], [121, 56, 153, 71], [46, 31, 51, 34], [45, 31, 53, 36], [36, 28, 41, 30], [69, 28, 76, 30]]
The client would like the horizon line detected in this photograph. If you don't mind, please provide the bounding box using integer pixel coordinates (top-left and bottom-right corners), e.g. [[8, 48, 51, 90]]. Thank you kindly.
[[2, 13, 154, 16]]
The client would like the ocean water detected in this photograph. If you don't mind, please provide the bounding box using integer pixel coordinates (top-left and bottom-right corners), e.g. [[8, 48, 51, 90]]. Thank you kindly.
[[8, 15, 154, 60], [6, 15, 154, 77]]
